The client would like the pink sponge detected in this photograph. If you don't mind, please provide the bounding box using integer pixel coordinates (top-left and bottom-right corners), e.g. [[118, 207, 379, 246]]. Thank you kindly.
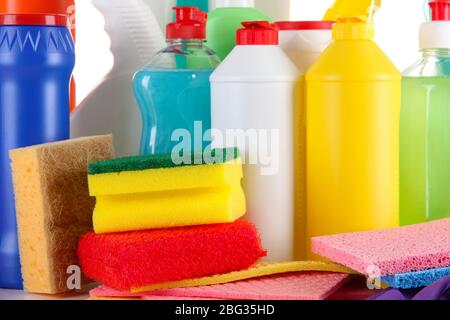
[[91, 272, 351, 301], [312, 218, 450, 276], [78, 220, 266, 290]]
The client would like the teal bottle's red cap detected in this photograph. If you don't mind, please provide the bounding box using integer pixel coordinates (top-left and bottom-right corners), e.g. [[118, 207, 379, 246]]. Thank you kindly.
[[166, 6, 207, 40]]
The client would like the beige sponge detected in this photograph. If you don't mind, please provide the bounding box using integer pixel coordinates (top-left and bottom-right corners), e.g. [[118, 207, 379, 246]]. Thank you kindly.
[[9, 135, 114, 294]]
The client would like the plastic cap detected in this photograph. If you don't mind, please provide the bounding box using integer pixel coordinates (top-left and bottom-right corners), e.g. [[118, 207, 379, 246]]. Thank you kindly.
[[275, 21, 334, 31], [166, 7, 207, 40], [0, 0, 74, 14], [429, 0, 450, 21], [324, 0, 381, 22], [212, 0, 255, 9], [0, 14, 69, 26], [333, 18, 374, 40], [237, 21, 279, 45], [420, 21, 450, 49]]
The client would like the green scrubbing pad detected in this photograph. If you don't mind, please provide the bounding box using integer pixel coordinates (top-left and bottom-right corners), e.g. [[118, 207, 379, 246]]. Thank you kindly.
[[88, 147, 240, 175]]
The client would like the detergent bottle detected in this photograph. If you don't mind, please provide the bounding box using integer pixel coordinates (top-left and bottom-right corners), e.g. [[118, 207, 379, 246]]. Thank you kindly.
[[401, 0, 450, 226], [0, 13, 75, 289], [275, 21, 334, 72], [306, 0, 401, 258], [211, 21, 301, 261], [207, 0, 270, 60], [273, 20, 334, 260], [134, 7, 220, 155], [71, 0, 165, 157], [0, 0, 76, 112]]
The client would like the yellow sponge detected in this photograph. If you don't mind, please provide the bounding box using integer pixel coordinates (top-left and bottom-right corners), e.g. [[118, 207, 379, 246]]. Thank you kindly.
[[88, 159, 242, 196], [88, 148, 247, 233], [9, 135, 114, 294], [132, 261, 357, 293], [94, 186, 245, 233]]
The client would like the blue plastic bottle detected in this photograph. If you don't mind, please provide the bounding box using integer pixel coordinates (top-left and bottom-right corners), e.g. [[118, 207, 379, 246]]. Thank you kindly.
[[0, 14, 75, 289], [133, 6, 220, 155]]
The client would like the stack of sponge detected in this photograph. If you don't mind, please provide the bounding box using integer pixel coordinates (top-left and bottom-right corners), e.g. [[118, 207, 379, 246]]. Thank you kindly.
[[87, 148, 246, 233], [312, 218, 450, 290], [78, 148, 267, 290]]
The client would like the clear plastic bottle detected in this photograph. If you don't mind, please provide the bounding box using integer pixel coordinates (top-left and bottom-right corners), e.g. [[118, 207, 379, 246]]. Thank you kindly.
[[134, 6, 220, 155], [400, 0, 450, 225]]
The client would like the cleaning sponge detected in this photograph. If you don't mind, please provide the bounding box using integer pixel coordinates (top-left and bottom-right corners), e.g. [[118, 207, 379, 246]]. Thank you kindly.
[[88, 148, 247, 233], [312, 218, 450, 276], [132, 261, 355, 293], [77, 220, 266, 290], [92, 272, 352, 301], [381, 266, 450, 289], [88, 148, 241, 196], [9, 135, 114, 294]]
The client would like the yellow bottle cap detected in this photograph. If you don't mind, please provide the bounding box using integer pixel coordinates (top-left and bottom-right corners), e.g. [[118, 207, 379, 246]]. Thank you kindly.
[[324, 0, 381, 21], [333, 18, 375, 40], [324, 0, 380, 40]]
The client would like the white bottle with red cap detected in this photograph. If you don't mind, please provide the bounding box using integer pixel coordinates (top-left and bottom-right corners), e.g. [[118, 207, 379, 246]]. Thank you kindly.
[[275, 21, 334, 73], [211, 21, 301, 261]]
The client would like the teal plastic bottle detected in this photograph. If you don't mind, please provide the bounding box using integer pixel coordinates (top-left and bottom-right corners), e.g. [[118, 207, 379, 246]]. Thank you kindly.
[[207, 0, 270, 60], [400, 0, 450, 225], [133, 7, 220, 155]]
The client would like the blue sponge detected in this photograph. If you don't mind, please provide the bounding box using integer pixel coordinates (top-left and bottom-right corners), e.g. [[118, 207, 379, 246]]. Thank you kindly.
[[382, 266, 450, 289]]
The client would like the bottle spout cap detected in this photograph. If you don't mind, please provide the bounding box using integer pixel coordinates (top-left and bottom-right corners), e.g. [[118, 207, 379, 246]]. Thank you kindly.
[[429, 0, 450, 21], [324, 0, 381, 40], [236, 21, 279, 45], [166, 6, 207, 40], [324, 0, 381, 22]]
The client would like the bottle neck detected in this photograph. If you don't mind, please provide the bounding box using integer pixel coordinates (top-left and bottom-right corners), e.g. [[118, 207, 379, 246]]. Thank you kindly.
[[422, 48, 450, 58], [167, 39, 206, 48]]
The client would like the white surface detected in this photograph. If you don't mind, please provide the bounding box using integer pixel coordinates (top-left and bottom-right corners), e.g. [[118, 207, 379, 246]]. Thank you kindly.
[[211, 45, 301, 261], [0, 289, 89, 301], [278, 28, 332, 73], [420, 21, 450, 49], [71, 0, 165, 157]]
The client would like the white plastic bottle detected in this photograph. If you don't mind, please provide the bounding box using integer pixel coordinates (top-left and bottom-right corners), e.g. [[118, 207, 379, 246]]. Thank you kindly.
[[211, 21, 301, 261], [255, 0, 291, 21], [275, 21, 333, 72], [71, 0, 165, 156]]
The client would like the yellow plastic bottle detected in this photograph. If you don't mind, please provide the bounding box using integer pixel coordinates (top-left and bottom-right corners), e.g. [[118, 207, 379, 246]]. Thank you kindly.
[[306, 0, 401, 259]]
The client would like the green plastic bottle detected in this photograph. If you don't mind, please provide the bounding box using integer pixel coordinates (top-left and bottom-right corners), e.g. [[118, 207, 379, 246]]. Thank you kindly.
[[206, 0, 270, 60], [400, 0, 450, 225]]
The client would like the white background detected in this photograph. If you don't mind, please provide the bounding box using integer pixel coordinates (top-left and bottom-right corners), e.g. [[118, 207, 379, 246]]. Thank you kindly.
[[74, 0, 426, 104]]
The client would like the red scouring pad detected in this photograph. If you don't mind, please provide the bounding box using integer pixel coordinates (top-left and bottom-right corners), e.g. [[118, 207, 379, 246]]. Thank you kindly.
[[77, 220, 266, 290]]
